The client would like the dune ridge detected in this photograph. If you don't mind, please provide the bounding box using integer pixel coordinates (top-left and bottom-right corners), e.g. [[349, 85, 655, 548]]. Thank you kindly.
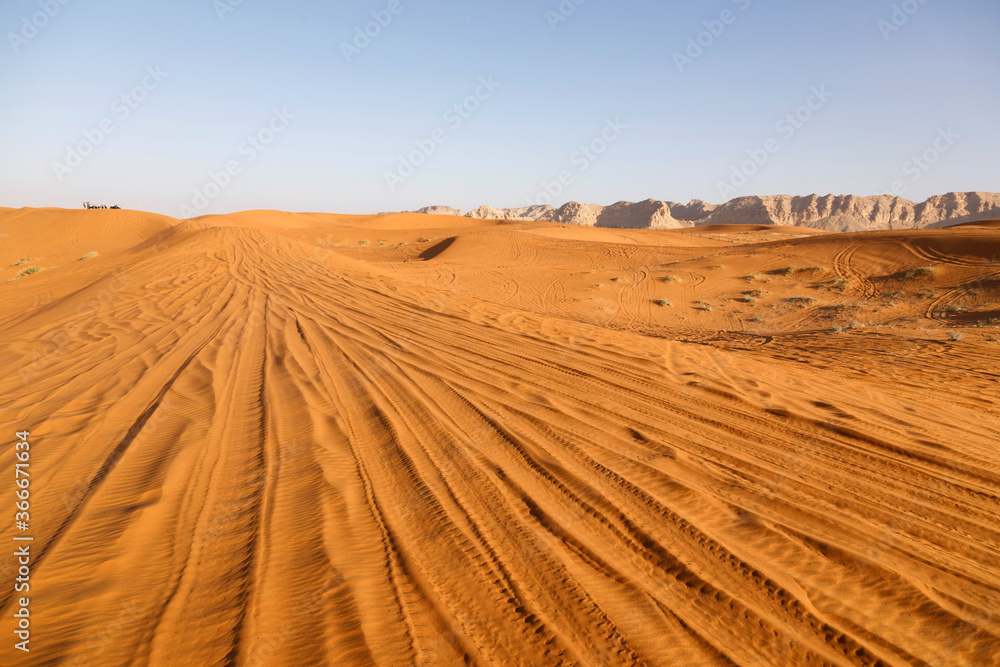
[[1, 207, 998, 665]]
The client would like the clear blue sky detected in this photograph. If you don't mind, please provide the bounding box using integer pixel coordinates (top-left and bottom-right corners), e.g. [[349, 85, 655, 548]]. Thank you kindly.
[[1, 0, 997, 217]]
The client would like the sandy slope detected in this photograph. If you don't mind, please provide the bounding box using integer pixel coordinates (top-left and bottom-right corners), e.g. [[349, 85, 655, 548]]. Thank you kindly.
[[1, 208, 998, 666]]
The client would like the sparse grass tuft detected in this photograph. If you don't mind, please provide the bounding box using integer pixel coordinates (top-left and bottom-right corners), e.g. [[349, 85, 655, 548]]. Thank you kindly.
[[417, 237, 432, 243], [903, 266, 934, 280], [661, 275, 681, 282], [15, 266, 41, 279], [883, 290, 903, 299], [654, 298, 672, 307], [820, 278, 848, 291], [946, 330, 964, 342], [773, 266, 797, 276], [830, 325, 846, 334], [80, 251, 99, 260], [786, 296, 816, 305], [358, 239, 369, 246], [13, 258, 31, 266]]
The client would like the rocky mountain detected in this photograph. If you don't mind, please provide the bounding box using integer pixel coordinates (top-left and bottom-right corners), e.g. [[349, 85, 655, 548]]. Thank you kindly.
[[420, 193, 1000, 231], [415, 206, 465, 217]]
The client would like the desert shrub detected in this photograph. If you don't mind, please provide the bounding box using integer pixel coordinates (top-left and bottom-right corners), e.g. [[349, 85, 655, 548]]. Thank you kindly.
[[820, 278, 848, 291], [662, 275, 681, 282], [81, 251, 99, 260], [654, 298, 672, 307], [15, 266, 41, 278], [947, 330, 964, 341], [830, 325, 845, 334], [903, 266, 934, 280], [13, 258, 30, 266], [786, 296, 816, 305]]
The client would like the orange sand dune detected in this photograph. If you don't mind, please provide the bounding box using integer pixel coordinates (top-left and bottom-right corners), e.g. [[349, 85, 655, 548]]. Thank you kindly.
[[947, 218, 1000, 229], [1, 208, 998, 666]]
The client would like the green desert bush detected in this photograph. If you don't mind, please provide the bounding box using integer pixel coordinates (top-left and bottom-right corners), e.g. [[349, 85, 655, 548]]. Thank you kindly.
[[15, 266, 41, 278], [903, 266, 934, 280]]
